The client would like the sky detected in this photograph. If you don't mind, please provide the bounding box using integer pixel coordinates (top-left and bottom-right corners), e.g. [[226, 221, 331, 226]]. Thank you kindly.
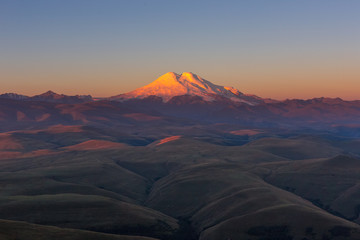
[[1, 0, 359, 100]]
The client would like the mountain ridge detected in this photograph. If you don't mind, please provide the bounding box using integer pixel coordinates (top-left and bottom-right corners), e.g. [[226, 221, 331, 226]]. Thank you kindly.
[[0, 91, 93, 104]]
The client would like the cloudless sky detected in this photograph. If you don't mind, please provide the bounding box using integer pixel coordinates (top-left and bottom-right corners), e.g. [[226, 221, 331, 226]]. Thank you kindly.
[[1, 0, 359, 99]]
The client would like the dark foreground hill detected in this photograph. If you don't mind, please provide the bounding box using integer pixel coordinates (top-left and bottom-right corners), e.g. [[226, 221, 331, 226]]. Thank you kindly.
[[0, 121, 360, 239], [0, 219, 158, 240]]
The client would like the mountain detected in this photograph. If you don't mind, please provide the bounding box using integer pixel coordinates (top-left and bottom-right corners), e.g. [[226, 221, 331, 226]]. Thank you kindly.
[[30, 91, 93, 103], [111, 72, 265, 105], [1, 74, 360, 239]]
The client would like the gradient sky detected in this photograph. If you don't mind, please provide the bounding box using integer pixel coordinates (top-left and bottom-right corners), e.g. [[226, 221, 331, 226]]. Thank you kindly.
[[1, 0, 359, 100]]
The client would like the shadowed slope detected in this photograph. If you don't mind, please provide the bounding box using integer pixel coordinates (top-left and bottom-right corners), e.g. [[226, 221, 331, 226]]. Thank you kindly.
[[0, 219, 158, 240], [0, 194, 178, 238], [265, 155, 360, 224]]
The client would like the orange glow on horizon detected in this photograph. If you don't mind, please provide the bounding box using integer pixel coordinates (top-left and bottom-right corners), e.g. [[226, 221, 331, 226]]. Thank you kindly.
[[1, 70, 359, 101]]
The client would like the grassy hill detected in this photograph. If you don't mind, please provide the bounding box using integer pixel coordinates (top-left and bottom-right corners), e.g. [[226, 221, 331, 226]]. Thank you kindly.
[[0, 124, 360, 239]]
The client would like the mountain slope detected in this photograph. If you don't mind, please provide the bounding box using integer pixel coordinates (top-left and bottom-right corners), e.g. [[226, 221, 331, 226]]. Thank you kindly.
[[111, 72, 263, 105]]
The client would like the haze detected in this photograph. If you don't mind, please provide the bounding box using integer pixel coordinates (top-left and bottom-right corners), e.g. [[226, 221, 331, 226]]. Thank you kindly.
[[1, 0, 359, 100]]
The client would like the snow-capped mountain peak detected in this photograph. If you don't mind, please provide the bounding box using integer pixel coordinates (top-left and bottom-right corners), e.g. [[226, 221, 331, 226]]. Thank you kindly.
[[111, 72, 263, 105]]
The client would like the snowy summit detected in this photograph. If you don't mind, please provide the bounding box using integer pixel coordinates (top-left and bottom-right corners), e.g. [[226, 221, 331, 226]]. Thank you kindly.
[[112, 72, 263, 105]]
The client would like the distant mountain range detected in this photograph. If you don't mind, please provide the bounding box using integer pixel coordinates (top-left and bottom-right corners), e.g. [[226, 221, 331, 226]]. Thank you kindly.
[[1, 72, 269, 105], [0, 72, 359, 131], [2, 72, 358, 106], [0, 91, 92, 104]]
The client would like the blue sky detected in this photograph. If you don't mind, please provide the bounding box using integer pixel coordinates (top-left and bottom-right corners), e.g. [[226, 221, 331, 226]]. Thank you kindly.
[[1, 0, 359, 99]]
